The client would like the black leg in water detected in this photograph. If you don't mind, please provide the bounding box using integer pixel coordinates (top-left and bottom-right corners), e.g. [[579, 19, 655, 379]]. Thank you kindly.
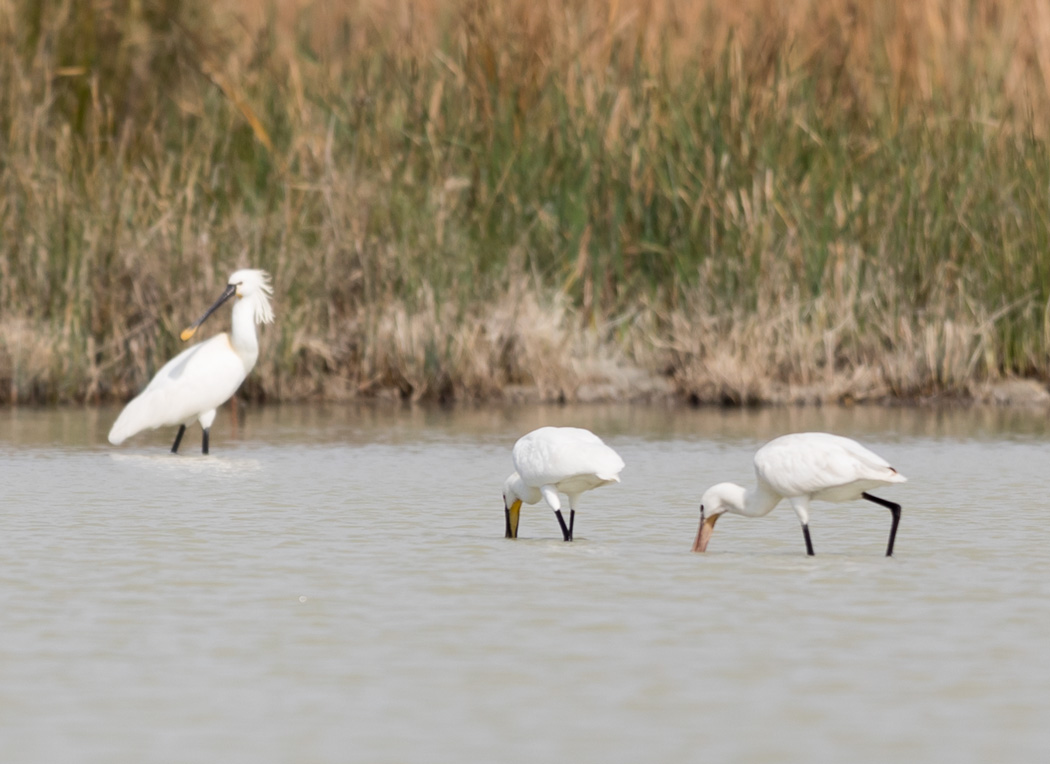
[[802, 523, 815, 556], [568, 509, 575, 541], [504, 508, 513, 539], [171, 424, 186, 454], [554, 509, 572, 542], [863, 492, 902, 557], [202, 428, 210, 455]]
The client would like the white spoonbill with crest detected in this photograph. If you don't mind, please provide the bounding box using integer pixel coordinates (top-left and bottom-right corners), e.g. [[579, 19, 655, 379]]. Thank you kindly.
[[108, 269, 274, 454]]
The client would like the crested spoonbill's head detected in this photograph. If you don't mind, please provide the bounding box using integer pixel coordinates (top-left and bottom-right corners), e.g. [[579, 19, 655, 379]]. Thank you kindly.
[[180, 269, 274, 341]]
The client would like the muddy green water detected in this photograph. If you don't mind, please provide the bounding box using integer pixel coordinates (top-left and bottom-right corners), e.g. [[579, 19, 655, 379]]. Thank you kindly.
[[2, 404, 1049, 762]]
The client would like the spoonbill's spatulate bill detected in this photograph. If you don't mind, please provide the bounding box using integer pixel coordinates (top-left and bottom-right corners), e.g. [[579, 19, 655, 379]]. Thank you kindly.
[[692, 432, 907, 556], [502, 426, 625, 541], [108, 269, 274, 454]]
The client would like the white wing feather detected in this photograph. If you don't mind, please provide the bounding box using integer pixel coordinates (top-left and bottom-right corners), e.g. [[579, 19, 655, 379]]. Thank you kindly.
[[512, 427, 625, 486], [754, 432, 905, 498]]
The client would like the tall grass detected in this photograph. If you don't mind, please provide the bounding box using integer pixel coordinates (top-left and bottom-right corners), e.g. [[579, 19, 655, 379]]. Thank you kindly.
[[3, 0, 1050, 405]]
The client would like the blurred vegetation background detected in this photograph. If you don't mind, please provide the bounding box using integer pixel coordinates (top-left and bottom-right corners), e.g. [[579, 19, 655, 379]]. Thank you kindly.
[[3, 0, 1050, 405]]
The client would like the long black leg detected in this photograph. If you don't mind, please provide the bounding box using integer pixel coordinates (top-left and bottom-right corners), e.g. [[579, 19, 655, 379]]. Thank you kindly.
[[504, 508, 513, 539], [202, 428, 210, 455], [802, 523, 815, 556], [171, 424, 186, 454], [862, 492, 902, 557], [568, 509, 575, 541], [554, 510, 571, 542]]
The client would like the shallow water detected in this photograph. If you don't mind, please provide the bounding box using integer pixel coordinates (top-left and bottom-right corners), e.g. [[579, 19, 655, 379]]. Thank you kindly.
[[2, 403, 1049, 763]]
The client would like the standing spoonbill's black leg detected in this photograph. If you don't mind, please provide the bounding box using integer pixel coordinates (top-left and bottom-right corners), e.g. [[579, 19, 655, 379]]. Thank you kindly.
[[801, 523, 815, 556], [554, 510, 572, 541], [568, 509, 575, 540], [202, 428, 210, 455], [171, 424, 186, 454], [862, 492, 902, 557]]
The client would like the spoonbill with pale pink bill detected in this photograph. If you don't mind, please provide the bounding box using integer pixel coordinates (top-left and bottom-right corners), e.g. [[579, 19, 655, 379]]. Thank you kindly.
[[692, 432, 907, 556], [108, 269, 274, 454], [503, 426, 625, 541]]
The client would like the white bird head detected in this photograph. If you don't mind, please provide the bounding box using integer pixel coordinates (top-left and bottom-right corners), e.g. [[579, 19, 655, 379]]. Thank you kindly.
[[503, 473, 523, 539], [692, 482, 747, 552], [180, 269, 274, 341], [502, 472, 541, 539], [229, 268, 275, 326]]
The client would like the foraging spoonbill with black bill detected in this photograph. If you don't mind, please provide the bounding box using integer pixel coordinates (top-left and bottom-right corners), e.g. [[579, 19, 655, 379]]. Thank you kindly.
[[503, 426, 625, 541]]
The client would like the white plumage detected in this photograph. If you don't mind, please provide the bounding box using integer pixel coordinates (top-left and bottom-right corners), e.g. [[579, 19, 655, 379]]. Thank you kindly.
[[108, 269, 274, 454], [692, 432, 907, 556], [502, 426, 625, 541]]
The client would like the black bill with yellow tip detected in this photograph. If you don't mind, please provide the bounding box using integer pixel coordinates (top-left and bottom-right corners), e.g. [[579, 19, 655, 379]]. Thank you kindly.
[[505, 498, 522, 539], [180, 283, 237, 341]]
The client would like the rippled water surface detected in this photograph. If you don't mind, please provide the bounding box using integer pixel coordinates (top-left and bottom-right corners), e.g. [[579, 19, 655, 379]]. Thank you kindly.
[[2, 403, 1050, 762]]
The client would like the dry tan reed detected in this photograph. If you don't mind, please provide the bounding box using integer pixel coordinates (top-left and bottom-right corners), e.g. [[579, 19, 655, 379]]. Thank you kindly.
[[250, 0, 1050, 130]]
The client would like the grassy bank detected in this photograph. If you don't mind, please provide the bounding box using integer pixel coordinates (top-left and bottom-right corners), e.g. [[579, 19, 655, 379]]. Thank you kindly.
[[3, 0, 1050, 405]]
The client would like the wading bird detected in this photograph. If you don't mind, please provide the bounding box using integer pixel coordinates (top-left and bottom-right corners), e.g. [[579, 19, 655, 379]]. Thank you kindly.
[[692, 432, 906, 556], [503, 426, 625, 541], [108, 269, 274, 455]]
